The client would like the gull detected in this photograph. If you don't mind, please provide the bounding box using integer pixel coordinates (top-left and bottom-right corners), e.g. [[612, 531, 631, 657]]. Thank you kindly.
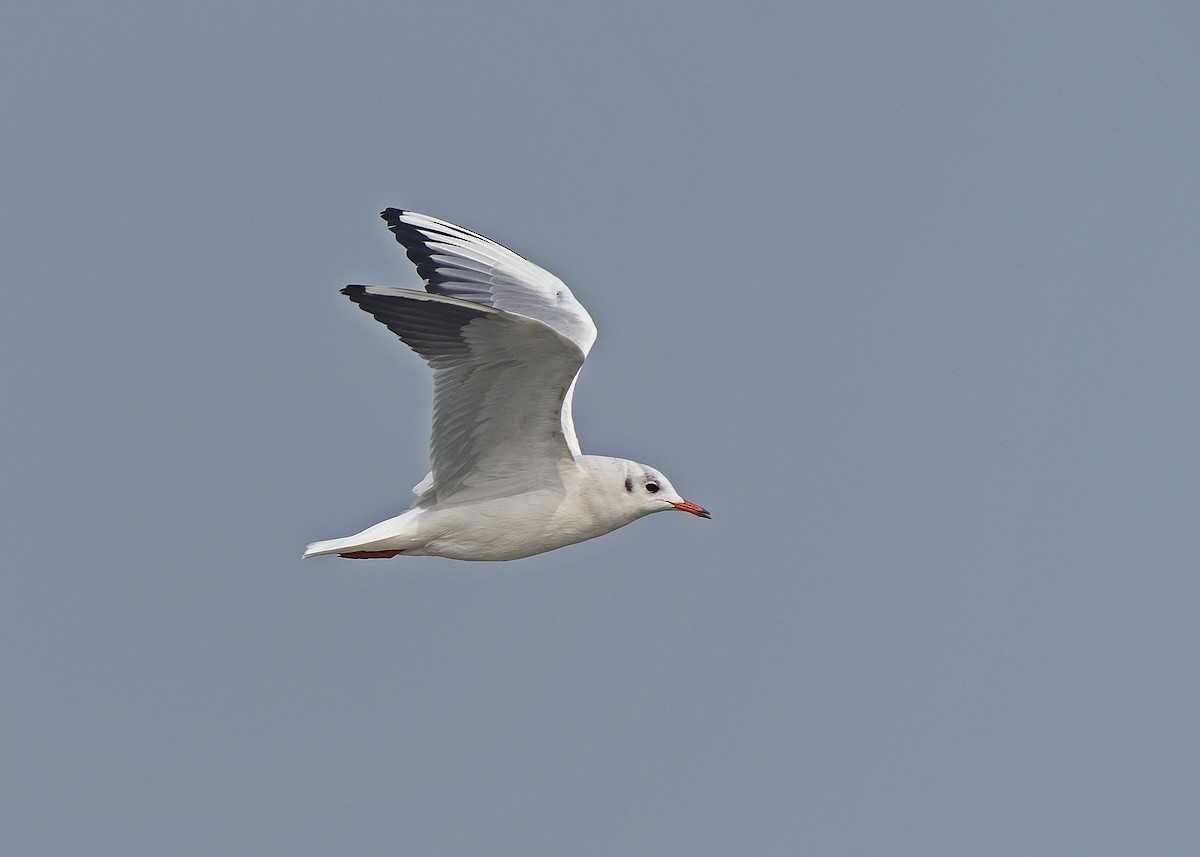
[[304, 209, 709, 561]]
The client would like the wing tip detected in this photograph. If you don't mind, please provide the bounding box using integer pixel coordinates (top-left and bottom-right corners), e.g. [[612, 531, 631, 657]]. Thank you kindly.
[[379, 209, 444, 266]]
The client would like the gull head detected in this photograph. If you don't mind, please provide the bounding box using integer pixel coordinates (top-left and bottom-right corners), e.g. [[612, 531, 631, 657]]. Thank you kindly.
[[593, 458, 710, 522]]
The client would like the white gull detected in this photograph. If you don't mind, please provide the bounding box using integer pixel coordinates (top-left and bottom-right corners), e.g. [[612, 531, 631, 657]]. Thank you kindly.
[[304, 209, 709, 561]]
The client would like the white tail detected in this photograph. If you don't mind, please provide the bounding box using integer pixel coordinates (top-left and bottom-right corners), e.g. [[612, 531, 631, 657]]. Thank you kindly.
[[301, 509, 424, 558]]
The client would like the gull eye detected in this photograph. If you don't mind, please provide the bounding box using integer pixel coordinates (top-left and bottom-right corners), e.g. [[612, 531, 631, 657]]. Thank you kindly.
[[645, 481, 659, 494]]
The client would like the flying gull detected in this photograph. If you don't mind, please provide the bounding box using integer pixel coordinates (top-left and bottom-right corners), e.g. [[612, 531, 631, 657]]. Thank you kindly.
[[304, 209, 709, 561]]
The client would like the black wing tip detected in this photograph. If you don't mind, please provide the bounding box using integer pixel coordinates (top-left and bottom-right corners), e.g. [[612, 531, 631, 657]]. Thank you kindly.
[[380, 208, 419, 242], [377, 209, 460, 291], [379, 209, 431, 246], [341, 284, 365, 297]]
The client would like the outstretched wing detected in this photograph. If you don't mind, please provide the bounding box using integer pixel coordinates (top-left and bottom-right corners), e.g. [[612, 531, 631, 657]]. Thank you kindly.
[[342, 286, 585, 504], [381, 209, 598, 356], [378, 209, 598, 457]]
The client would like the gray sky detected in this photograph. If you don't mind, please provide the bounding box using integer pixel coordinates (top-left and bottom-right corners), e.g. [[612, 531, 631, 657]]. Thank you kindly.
[[4, 2, 1199, 854]]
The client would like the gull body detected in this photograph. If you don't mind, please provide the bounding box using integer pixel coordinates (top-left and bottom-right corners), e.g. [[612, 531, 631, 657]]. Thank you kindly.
[[304, 210, 709, 562]]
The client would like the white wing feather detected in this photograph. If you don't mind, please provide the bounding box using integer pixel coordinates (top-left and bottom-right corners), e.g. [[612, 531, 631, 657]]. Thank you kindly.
[[380, 209, 598, 458]]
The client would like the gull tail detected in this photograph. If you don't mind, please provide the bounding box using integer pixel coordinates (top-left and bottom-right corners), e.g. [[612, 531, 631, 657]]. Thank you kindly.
[[302, 510, 424, 559], [302, 535, 393, 559]]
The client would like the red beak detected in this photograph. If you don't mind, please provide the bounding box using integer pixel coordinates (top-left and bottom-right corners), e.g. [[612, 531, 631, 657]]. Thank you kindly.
[[671, 499, 711, 519]]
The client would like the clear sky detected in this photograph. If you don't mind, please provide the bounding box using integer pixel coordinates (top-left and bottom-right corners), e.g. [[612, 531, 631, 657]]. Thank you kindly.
[[4, 2, 1199, 854]]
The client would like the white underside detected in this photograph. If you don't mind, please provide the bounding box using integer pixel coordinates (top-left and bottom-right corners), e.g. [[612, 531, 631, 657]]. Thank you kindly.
[[303, 460, 658, 561]]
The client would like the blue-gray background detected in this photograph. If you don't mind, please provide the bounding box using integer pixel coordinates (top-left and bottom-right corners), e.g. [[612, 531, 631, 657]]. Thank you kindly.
[[4, 2, 1198, 854]]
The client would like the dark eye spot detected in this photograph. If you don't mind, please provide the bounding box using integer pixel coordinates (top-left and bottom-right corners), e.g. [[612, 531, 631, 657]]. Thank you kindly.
[[624, 477, 633, 492], [645, 482, 659, 494]]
